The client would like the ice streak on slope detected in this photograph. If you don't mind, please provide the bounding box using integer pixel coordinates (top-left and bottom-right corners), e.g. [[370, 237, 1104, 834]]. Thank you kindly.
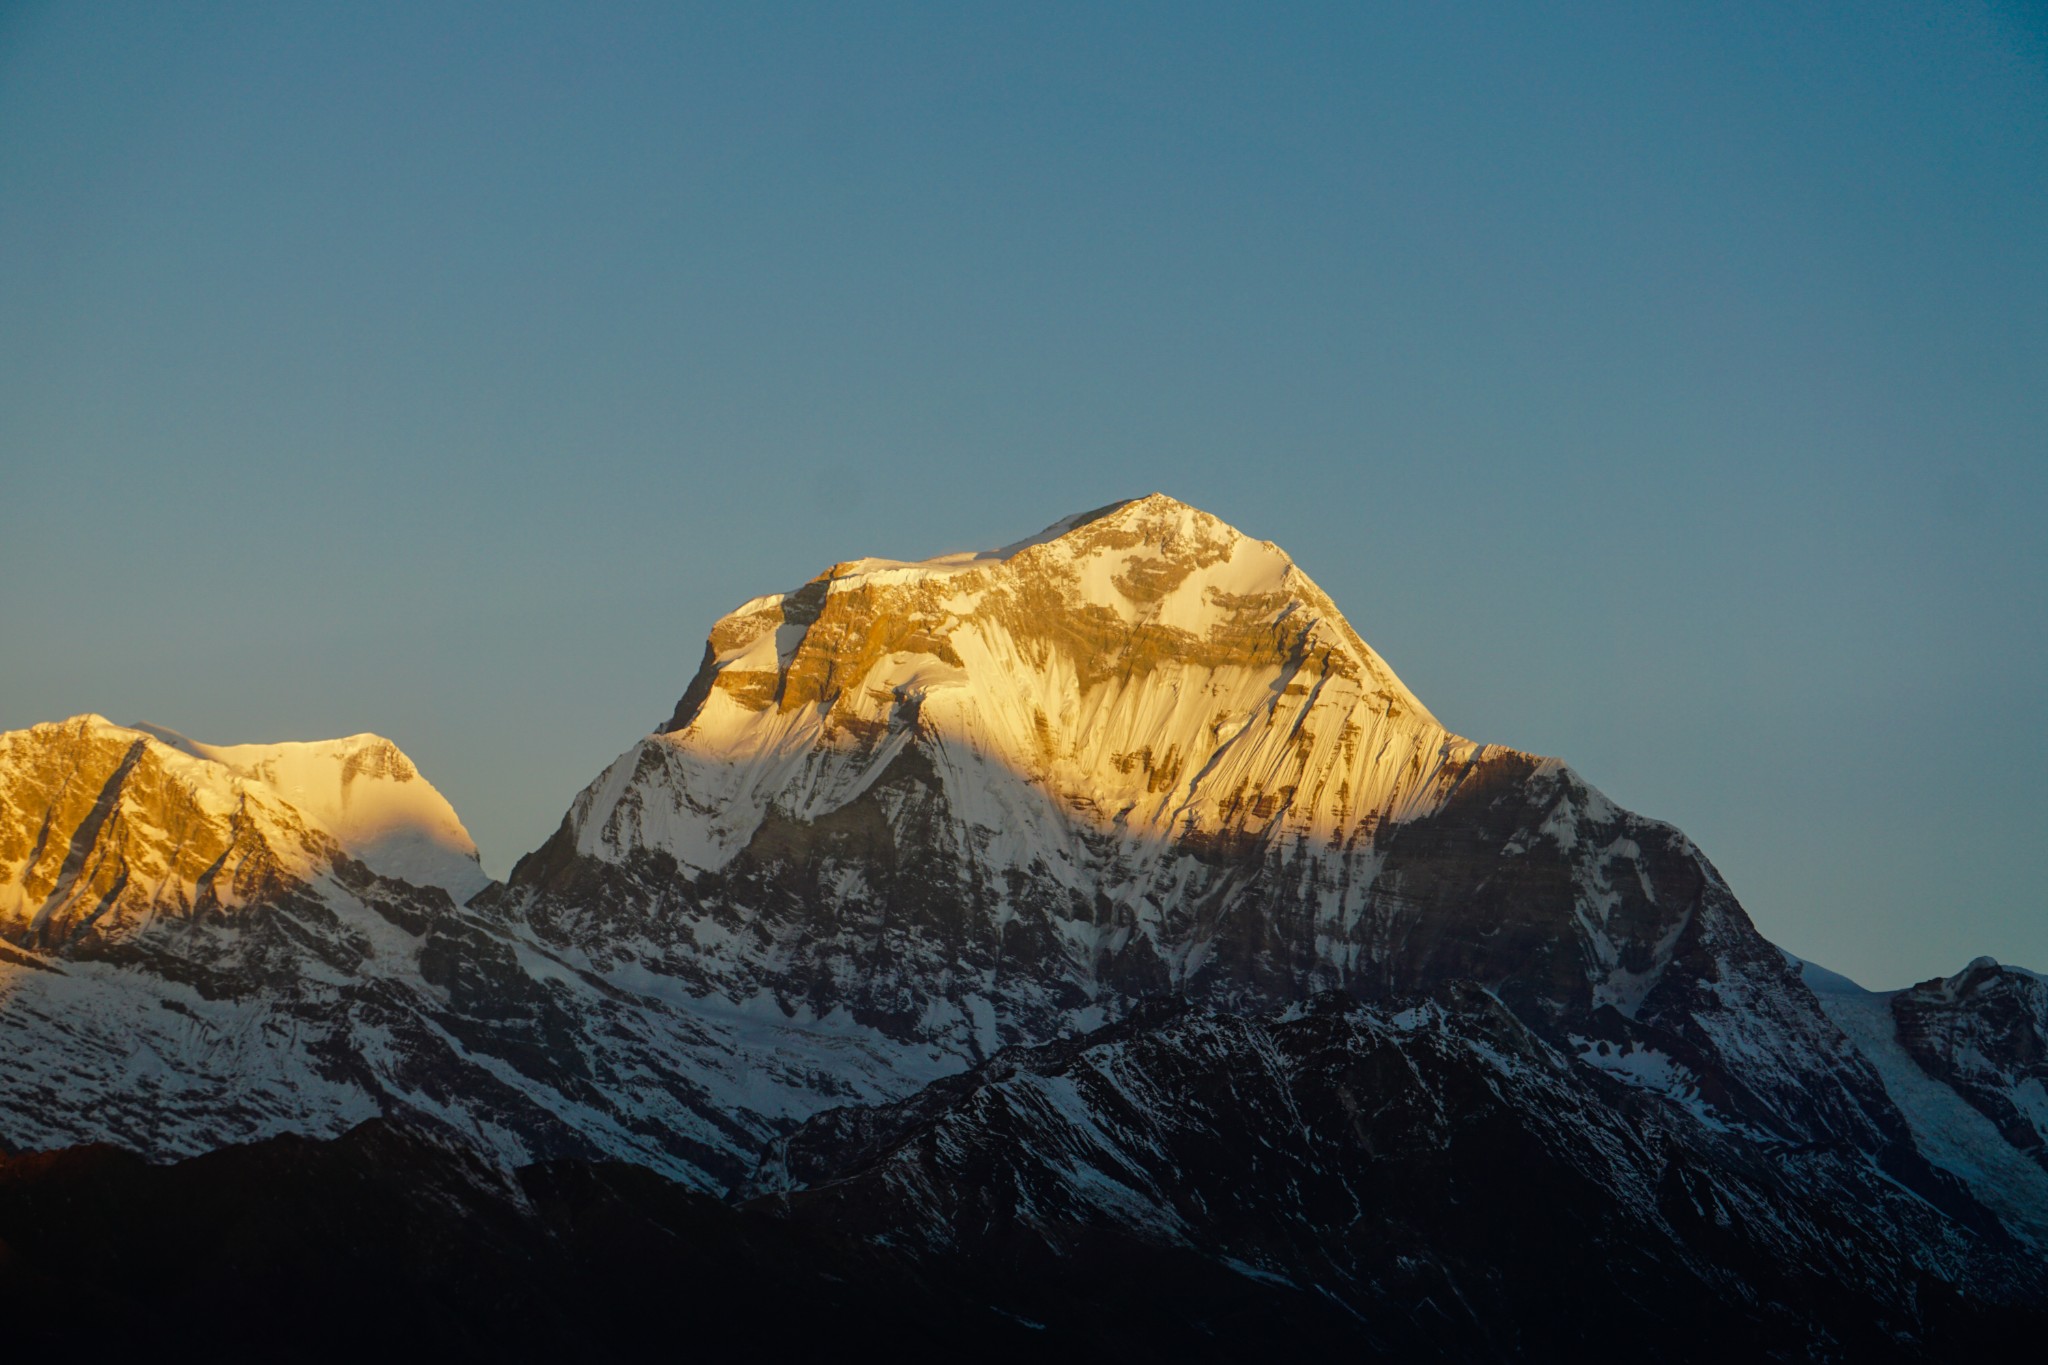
[[1802, 957, 2048, 1243]]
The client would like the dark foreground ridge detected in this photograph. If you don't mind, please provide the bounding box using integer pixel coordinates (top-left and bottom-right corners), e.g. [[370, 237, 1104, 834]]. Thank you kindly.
[[6, 992, 2045, 1363], [0, 1119, 1040, 1361]]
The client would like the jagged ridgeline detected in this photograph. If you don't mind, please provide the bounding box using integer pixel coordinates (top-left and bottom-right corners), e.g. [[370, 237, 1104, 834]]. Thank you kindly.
[[510, 495, 1712, 1027], [2, 494, 2045, 1359], [496, 495, 1886, 1162]]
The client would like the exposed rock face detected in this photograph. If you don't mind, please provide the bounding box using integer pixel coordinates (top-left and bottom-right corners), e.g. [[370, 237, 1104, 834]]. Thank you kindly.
[[495, 496, 1926, 1190], [2, 495, 2046, 1352], [0, 717, 815, 1177], [1893, 958, 2048, 1171], [752, 993, 2045, 1360]]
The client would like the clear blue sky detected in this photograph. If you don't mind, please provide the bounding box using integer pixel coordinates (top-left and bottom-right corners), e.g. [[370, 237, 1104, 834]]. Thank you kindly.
[[3, 2, 2043, 988]]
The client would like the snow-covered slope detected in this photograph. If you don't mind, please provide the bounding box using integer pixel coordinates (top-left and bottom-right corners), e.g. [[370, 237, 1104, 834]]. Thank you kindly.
[[752, 992, 2045, 1356], [1804, 957, 2048, 1244], [0, 716, 823, 1175], [126, 722, 490, 899], [0, 715, 486, 939], [8, 489, 2048, 1330], [502, 495, 1911, 1179], [605, 493, 1450, 875]]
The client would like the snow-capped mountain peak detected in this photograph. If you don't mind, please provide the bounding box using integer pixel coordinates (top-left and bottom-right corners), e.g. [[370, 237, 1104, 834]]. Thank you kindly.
[[6, 498, 2048, 1351], [126, 721, 487, 897], [568, 494, 1455, 892], [0, 715, 488, 947], [503, 496, 1872, 1170]]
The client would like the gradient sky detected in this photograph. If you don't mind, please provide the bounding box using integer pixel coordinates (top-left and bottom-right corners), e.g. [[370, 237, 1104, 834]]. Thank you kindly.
[[3, 2, 2043, 988]]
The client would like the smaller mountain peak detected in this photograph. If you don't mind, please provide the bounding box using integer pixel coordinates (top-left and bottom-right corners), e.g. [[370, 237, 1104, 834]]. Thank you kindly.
[[5, 714, 488, 899], [128, 723, 420, 786]]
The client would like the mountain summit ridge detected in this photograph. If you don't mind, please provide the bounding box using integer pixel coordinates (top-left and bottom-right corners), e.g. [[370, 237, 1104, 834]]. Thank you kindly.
[[497, 498, 1917, 1185], [661, 491, 1437, 740], [3, 495, 2045, 1356], [535, 493, 1474, 927], [520, 497, 1688, 1014]]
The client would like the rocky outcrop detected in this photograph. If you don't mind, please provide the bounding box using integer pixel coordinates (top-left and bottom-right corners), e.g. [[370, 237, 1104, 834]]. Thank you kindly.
[[5, 1030, 2041, 1363], [0, 717, 813, 1180], [3, 497, 2047, 1350], [751, 991, 2044, 1360], [1894, 958, 2048, 1171], [494, 497, 1928, 1193]]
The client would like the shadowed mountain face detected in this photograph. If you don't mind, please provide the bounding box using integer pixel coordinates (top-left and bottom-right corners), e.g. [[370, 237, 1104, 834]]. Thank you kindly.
[[1893, 959, 2048, 1170], [752, 993, 2047, 1361], [490, 497, 1926, 1185], [1, 496, 2045, 1354], [0, 717, 811, 1178], [0, 1120, 1058, 1361], [1, 1045, 2040, 1364]]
